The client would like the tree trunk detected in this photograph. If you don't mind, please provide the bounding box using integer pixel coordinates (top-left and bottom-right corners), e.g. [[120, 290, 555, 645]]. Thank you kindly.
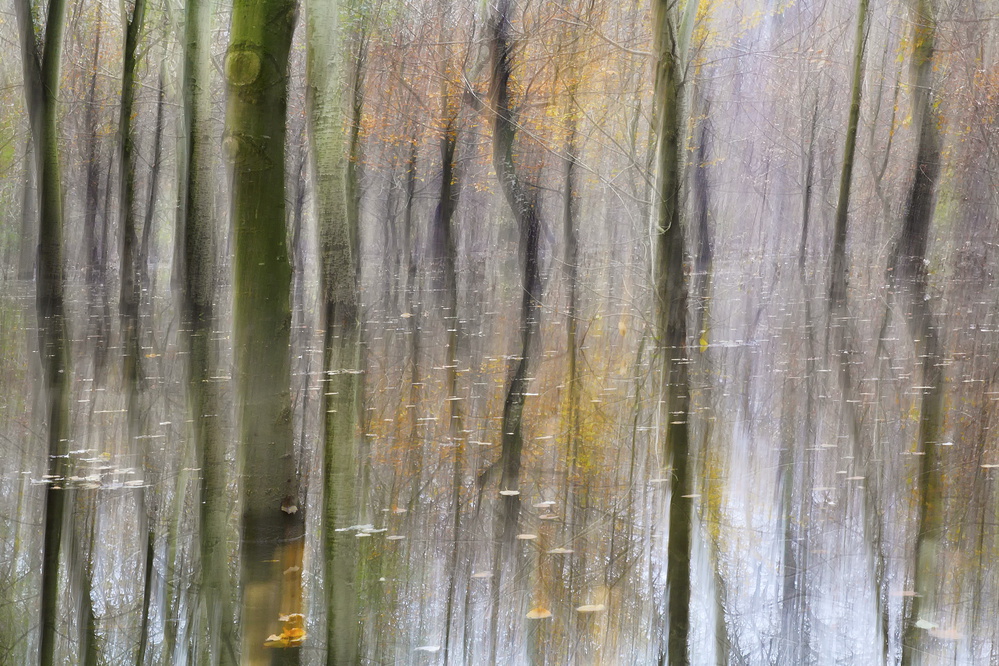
[[80, 11, 103, 290], [652, 2, 692, 663], [176, 0, 239, 661], [225, 0, 301, 661], [829, 0, 870, 307], [139, 67, 167, 295], [401, 138, 424, 499], [14, 0, 70, 662], [116, 0, 152, 659], [18, 137, 37, 281], [305, 0, 365, 660], [895, 3, 944, 663], [486, 0, 545, 660], [689, 108, 733, 664], [825, 4, 892, 661], [431, 11, 466, 657], [562, 99, 587, 664]]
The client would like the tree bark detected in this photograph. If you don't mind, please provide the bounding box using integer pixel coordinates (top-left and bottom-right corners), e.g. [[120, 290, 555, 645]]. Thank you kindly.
[[175, 0, 239, 661], [115, 0, 153, 659], [79, 11, 104, 291], [829, 0, 870, 307], [14, 0, 70, 662], [225, 0, 301, 660], [305, 0, 365, 660], [431, 11, 466, 658], [895, 3, 944, 663], [485, 0, 545, 660], [139, 66, 167, 295], [17, 137, 37, 281], [652, 2, 692, 663]]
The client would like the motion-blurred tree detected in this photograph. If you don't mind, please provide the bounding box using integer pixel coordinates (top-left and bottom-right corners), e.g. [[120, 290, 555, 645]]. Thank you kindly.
[[305, 0, 365, 660], [13, 0, 70, 661], [224, 0, 301, 661], [652, 0, 697, 662]]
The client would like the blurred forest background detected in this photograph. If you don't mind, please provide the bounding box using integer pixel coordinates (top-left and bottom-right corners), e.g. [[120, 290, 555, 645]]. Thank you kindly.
[[2, 0, 999, 663]]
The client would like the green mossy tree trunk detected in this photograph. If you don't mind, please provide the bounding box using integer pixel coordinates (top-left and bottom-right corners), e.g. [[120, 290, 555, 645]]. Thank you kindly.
[[178, 0, 238, 661], [17, 137, 37, 281], [225, 0, 301, 662], [14, 0, 69, 662], [305, 0, 364, 661]]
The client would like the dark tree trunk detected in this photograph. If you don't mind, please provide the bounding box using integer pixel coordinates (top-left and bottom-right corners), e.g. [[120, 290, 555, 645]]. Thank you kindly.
[[432, 14, 466, 657], [895, 4, 944, 663], [14, 0, 70, 662], [80, 12, 103, 290], [652, 2, 692, 663], [115, 0, 151, 658], [485, 1, 545, 660], [829, 0, 870, 308]]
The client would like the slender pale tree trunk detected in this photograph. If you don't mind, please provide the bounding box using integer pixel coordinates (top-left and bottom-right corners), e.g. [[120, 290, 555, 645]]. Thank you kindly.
[[305, 0, 366, 661], [798, 101, 817, 272], [18, 137, 37, 280], [17, 134, 38, 280], [69, 491, 99, 665], [139, 68, 166, 295], [782, 94, 819, 666]]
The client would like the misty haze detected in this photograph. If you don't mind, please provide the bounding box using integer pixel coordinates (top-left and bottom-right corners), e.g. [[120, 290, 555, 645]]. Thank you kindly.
[[1, 0, 997, 664]]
